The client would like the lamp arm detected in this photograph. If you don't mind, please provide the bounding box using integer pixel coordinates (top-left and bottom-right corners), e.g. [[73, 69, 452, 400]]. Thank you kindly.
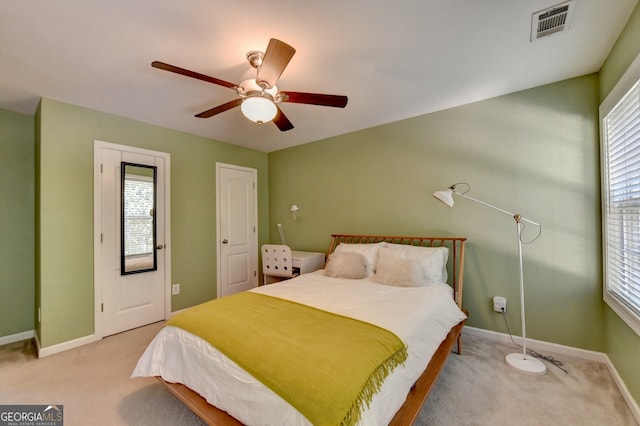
[[455, 191, 540, 227]]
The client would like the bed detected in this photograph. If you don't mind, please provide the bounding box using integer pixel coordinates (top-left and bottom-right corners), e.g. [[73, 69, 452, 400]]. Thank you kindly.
[[132, 234, 467, 425]]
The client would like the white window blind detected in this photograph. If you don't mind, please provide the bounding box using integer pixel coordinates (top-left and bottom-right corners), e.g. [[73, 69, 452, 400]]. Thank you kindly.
[[123, 175, 154, 257], [602, 76, 640, 335]]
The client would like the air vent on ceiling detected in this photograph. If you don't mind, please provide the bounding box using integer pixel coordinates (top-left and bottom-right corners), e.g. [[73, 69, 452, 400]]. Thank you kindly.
[[531, 1, 574, 42]]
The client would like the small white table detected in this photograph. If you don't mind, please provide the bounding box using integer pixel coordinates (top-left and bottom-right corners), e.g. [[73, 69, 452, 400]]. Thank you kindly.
[[264, 250, 325, 284], [291, 250, 325, 274]]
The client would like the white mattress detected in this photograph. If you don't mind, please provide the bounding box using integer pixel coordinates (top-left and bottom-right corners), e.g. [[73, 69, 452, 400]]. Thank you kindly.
[[132, 270, 466, 425]]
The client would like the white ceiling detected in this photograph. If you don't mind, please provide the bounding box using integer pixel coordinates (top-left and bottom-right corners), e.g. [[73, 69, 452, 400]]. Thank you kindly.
[[1, 0, 637, 152]]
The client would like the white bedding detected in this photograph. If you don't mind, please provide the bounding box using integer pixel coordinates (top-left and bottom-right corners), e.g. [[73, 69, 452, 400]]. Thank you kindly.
[[132, 270, 466, 425]]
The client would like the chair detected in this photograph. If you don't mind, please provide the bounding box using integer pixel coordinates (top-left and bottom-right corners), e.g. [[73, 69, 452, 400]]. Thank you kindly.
[[261, 244, 299, 285]]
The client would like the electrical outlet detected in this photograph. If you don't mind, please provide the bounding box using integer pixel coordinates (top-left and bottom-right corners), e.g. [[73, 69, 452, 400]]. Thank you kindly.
[[172, 283, 180, 295], [493, 296, 507, 312]]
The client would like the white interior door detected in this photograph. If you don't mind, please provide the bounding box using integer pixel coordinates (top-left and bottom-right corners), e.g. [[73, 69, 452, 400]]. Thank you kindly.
[[95, 141, 170, 337], [217, 163, 258, 297]]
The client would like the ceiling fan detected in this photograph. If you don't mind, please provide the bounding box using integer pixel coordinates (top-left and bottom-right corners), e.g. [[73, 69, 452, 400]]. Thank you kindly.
[[151, 38, 348, 132]]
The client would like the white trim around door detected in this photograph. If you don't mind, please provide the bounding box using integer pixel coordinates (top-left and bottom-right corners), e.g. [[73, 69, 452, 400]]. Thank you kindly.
[[93, 140, 172, 340], [216, 162, 258, 298]]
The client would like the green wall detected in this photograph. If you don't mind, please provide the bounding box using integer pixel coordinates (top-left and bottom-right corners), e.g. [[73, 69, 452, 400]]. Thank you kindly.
[[0, 108, 35, 337], [2, 0, 638, 407], [599, 1, 640, 406], [36, 98, 269, 348], [269, 74, 603, 351]]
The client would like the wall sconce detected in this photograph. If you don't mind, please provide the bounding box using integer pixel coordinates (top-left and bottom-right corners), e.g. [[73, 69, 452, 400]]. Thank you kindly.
[[290, 204, 300, 220]]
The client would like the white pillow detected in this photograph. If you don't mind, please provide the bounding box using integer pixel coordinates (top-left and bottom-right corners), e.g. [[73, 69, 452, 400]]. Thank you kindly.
[[380, 244, 449, 284], [372, 249, 424, 287], [333, 242, 384, 274], [324, 252, 369, 279]]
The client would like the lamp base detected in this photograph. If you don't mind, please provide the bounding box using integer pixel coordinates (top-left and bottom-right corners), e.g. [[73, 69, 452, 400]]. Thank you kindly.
[[505, 353, 547, 375]]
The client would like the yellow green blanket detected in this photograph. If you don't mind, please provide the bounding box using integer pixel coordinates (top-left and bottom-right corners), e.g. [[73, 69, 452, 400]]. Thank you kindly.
[[168, 291, 408, 426]]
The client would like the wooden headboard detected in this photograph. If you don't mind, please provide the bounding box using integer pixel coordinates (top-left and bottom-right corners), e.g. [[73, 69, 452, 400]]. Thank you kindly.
[[327, 234, 467, 309]]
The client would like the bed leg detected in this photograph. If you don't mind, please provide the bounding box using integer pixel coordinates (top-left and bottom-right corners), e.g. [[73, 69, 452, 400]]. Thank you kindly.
[[455, 335, 462, 355], [454, 312, 467, 355]]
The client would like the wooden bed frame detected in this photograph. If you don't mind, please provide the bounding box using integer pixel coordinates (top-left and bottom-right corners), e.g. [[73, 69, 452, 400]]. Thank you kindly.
[[158, 234, 467, 426]]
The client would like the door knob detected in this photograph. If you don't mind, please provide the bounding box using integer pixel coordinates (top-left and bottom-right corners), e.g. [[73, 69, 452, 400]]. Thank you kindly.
[[222, 239, 228, 244], [156, 244, 164, 249]]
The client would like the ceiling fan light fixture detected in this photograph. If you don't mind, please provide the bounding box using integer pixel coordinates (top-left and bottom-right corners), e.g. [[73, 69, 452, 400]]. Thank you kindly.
[[152, 38, 347, 131], [241, 96, 277, 124], [239, 79, 278, 97]]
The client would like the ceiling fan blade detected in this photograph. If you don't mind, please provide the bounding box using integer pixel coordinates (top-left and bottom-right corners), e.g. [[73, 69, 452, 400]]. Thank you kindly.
[[152, 61, 237, 89], [195, 99, 242, 118], [280, 91, 348, 108], [273, 106, 294, 131], [256, 39, 296, 89]]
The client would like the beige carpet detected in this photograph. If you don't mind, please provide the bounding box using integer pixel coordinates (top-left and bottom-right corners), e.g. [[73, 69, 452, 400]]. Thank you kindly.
[[0, 322, 636, 426], [417, 333, 637, 426]]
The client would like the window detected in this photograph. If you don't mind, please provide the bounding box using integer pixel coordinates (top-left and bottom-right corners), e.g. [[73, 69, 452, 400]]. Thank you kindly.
[[601, 52, 640, 337], [123, 174, 154, 257]]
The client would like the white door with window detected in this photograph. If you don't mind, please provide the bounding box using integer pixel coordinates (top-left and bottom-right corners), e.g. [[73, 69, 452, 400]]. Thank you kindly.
[[94, 141, 171, 337], [217, 163, 258, 297]]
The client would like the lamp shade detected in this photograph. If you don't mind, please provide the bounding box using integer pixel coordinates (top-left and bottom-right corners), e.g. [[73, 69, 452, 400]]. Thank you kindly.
[[432, 189, 455, 207], [241, 96, 277, 124]]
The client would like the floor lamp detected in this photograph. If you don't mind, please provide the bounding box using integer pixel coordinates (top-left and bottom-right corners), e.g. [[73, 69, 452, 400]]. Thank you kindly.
[[433, 183, 546, 376]]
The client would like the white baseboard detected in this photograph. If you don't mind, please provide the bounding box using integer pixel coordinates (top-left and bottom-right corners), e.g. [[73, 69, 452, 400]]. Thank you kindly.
[[463, 326, 640, 424], [0, 330, 35, 346], [463, 326, 608, 362], [604, 353, 640, 423], [36, 333, 99, 358], [169, 308, 190, 318]]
